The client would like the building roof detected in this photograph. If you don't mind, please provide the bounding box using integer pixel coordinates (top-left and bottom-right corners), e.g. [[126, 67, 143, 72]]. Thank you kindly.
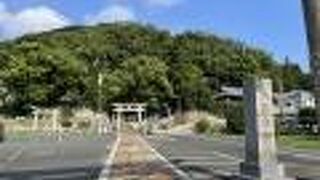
[[214, 86, 243, 100]]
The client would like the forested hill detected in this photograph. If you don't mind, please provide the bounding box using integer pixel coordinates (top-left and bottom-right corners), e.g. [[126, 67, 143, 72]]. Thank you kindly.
[[0, 23, 310, 115]]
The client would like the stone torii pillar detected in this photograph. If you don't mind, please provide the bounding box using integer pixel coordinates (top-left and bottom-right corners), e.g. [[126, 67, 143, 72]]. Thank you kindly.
[[138, 109, 143, 124], [302, 0, 320, 133], [240, 78, 288, 180], [116, 111, 121, 134]]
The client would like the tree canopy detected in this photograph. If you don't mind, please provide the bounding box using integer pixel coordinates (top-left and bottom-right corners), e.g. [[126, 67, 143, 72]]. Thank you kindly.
[[0, 23, 309, 115]]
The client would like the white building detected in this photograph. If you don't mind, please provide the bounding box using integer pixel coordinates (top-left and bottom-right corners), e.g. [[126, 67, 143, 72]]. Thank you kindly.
[[216, 87, 315, 126], [274, 90, 315, 125]]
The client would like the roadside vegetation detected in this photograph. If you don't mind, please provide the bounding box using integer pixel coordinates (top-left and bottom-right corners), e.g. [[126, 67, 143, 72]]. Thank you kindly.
[[0, 23, 309, 118], [0, 22, 314, 141], [194, 119, 212, 134], [0, 122, 4, 142], [279, 135, 320, 150]]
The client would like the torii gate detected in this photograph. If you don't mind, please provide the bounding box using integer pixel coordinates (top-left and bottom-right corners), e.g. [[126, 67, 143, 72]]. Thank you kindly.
[[111, 103, 147, 134]]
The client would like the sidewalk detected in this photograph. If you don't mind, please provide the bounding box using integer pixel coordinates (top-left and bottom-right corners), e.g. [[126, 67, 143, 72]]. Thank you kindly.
[[109, 132, 179, 180]]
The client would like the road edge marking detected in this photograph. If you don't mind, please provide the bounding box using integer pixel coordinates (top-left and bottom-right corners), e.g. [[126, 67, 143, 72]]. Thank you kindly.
[[7, 146, 24, 163], [281, 150, 320, 161], [138, 136, 193, 180], [98, 135, 121, 180]]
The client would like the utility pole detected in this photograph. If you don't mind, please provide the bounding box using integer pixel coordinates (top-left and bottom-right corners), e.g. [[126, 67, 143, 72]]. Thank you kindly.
[[98, 72, 103, 113], [302, 0, 320, 134], [277, 67, 284, 137], [94, 57, 103, 113]]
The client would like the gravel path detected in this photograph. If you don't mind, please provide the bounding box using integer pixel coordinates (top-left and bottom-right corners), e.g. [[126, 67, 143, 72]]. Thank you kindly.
[[109, 132, 177, 180]]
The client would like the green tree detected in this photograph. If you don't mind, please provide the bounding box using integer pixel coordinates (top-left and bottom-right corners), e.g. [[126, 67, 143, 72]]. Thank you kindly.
[[171, 62, 212, 111], [1, 43, 88, 115], [103, 55, 173, 110], [0, 23, 306, 116]]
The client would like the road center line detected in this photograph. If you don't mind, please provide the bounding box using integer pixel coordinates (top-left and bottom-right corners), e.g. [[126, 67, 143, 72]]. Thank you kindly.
[[98, 136, 121, 180]]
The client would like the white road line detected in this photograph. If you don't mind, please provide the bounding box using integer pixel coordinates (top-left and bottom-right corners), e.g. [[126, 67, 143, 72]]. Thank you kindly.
[[169, 155, 241, 162], [211, 150, 242, 161], [6, 147, 24, 163], [33, 172, 88, 180], [98, 136, 121, 180], [179, 161, 239, 166], [138, 136, 193, 180], [281, 151, 320, 161]]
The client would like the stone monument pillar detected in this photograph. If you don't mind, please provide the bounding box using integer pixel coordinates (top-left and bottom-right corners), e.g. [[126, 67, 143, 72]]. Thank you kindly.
[[302, 0, 320, 133], [240, 78, 287, 180]]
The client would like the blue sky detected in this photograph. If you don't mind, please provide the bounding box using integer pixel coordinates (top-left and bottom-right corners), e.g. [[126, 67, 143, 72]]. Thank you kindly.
[[0, 0, 310, 71]]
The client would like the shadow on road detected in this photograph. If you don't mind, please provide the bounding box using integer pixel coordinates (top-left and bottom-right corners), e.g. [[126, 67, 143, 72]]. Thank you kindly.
[[0, 165, 103, 180]]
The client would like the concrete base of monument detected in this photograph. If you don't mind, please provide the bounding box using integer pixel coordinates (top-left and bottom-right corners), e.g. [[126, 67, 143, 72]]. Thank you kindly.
[[240, 162, 293, 180]]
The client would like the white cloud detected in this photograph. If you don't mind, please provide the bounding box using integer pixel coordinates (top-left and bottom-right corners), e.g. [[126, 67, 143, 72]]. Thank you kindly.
[[112, 0, 183, 7], [0, 3, 71, 39], [86, 5, 136, 25], [144, 0, 182, 7]]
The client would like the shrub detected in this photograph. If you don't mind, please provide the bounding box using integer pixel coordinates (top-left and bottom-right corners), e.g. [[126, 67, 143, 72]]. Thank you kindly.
[[194, 119, 211, 134], [159, 123, 168, 130], [298, 107, 317, 135], [225, 102, 244, 134], [213, 101, 244, 134], [60, 120, 73, 128], [77, 121, 90, 129]]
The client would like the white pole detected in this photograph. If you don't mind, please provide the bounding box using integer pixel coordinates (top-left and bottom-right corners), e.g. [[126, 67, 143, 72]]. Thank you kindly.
[[117, 111, 121, 135], [138, 110, 143, 124], [52, 109, 58, 132], [33, 111, 39, 131]]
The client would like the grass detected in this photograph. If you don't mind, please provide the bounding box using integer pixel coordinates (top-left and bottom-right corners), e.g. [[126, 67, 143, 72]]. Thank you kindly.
[[279, 135, 320, 150], [210, 134, 320, 150]]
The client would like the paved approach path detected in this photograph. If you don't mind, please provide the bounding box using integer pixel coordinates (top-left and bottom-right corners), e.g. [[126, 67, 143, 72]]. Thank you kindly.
[[109, 132, 181, 180]]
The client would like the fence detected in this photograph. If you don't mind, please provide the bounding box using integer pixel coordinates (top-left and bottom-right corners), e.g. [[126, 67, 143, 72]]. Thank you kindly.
[[0, 113, 113, 142]]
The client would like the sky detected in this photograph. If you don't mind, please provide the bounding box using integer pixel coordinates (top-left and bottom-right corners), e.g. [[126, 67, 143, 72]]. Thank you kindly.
[[0, 0, 310, 71]]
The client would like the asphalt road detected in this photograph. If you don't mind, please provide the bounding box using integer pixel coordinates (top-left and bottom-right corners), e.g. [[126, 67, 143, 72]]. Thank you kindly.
[[0, 135, 115, 180], [146, 134, 320, 180]]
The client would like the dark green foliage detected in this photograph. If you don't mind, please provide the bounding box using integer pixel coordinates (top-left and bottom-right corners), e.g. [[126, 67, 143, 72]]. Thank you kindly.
[[0, 23, 308, 115], [225, 102, 245, 134], [77, 121, 90, 129], [280, 58, 310, 92], [213, 101, 245, 134], [0, 122, 4, 142], [298, 107, 317, 135], [299, 107, 316, 124], [60, 120, 73, 128], [194, 119, 211, 134]]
